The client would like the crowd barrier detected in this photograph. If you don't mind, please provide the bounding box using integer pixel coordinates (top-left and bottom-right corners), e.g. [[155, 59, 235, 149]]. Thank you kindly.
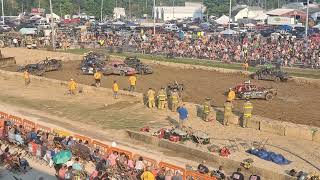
[[0, 111, 216, 180]]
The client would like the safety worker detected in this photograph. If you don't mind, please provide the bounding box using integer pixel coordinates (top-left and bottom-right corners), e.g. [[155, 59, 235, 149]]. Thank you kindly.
[[243, 61, 249, 71], [203, 97, 211, 121], [147, 88, 156, 108], [93, 70, 102, 87], [112, 80, 119, 99], [170, 89, 180, 112], [128, 75, 137, 92], [68, 79, 77, 95], [227, 88, 236, 102], [23, 70, 30, 86], [223, 100, 233, 126], [242, 98, 253, 128], [157, 87, 167, 110]]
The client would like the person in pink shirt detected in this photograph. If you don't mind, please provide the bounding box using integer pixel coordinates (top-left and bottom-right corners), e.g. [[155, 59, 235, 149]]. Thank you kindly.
[[108, 151, 118, 167], [58, 164, 67, 180]]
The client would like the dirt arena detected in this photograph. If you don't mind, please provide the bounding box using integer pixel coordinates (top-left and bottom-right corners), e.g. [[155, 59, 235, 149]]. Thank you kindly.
[[1, 48, 320, 127]]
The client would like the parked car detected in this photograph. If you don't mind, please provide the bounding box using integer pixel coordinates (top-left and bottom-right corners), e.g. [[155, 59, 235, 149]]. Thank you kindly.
[[164, 24, 179, 32], [250, 66, 289, 82], [105, 61, 137, 76], [17, 58, 62, 76], [0, 24, 12, 32]]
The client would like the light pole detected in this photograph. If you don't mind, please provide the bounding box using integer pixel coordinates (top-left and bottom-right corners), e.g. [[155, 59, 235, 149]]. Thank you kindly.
[[49, 0, 55, 50], [172, 0, 175, 20], [101, 0, 104, 21], [305, 0, 309, 37], [153, 0, 155, 34], [1, 0, 4, 24], [129, 0, 131, 20], [228, 0, 232, 29]]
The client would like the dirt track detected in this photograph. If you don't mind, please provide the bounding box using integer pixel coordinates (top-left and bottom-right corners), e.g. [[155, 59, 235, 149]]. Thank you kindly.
[[2, 59, 319, 127]]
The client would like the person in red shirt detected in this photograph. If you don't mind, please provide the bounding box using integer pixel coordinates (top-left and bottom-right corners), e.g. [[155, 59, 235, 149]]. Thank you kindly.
[[58, 164, 67, 179]]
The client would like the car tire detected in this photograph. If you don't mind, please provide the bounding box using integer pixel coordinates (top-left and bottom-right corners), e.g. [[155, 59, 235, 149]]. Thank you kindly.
[[265, 93, 273, 101], [274, 77, 281, 82]]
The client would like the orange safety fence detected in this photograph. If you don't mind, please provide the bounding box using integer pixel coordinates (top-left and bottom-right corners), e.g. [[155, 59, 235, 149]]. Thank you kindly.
[[92, 140, 110, 156], [36, 124, 52, 133], [185, 171, 217, 180], [109, 147, 133, 159], [0, 112, 9, 119], [133, 154, 157, 167], [23, 119, 36, 131], [74, 134, 92, 144], [9, 115, 23, 125], [158, 162, 186, 178]]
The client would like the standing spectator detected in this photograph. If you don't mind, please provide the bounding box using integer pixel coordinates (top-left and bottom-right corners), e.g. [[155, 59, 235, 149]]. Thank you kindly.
[[177, 104, 188, 128], [112, 80, 119, 99], [64, 166, 73, 180], [141, 166, 155, 180], [172, 170, 183, 180], [58, 164, 67, 179], [72, 157, 83, 171], [231, 168, 244, 180], [128, 75, 137, 92]]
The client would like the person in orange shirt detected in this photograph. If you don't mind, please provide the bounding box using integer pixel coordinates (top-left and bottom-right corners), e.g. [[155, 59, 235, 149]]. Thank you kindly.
[[23, 70, 30, 86], [93, 70, 102, 87], [128, 75, 137, 92], [68, 79, 77, 95], [227, 88, 236, 103], [112, 80, 119, 99]]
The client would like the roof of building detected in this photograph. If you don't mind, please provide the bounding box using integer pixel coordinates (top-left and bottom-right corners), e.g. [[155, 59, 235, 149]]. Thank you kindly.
[[267, 8, 295, 16]]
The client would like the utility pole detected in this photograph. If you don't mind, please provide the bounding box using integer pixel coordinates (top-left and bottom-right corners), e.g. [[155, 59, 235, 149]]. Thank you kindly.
[[60, 2, 62, 18], [129, 0, 131, 20], [49, 0, 55, 50], [172, 0, 175, 20], [153, 0, 156, 34], [305, 0, 309, 37], [228, 0, 232, 29], [1, 0, 4, 24], [101, 0, 104, 21]]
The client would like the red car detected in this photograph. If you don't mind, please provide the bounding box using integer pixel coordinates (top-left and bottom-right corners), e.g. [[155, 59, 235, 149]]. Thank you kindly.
[[231, 82, 277, 100]]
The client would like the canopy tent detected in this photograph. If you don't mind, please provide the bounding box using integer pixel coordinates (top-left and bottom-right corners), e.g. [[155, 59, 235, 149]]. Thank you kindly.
[[19, 28, 37, 35], [215, 15, 230, 25], [220, 29, 238, 35]]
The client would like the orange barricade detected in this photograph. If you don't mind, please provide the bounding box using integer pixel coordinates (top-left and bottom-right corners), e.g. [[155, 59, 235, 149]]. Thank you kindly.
[[0, 112, 9, 119], [92, 140, 109, 156], [133, 154, 157, 167], [185, 170, 216, 180], [74, 134, 92, 144], [23, 119, 36, 131], [9, 115, 23, 125], [159, 162, 186, 179], [109, 147, 133, 159], [36, 124, 52, 133]]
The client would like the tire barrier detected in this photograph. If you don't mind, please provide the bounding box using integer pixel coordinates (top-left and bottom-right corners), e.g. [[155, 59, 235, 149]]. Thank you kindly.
[[0, 111, 222, 180]]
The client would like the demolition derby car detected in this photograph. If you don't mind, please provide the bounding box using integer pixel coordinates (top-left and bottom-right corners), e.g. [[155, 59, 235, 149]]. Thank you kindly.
[[124, 57, 153, 75], [17, 58, 62, 76], [232, 82, 277, 100], [250, 66, 289, 82]]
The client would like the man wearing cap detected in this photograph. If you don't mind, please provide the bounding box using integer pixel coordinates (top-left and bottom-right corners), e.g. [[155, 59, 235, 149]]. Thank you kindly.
[[68, 79, 77, 95], [170, 89, 180, 112], [242, 98, 253, 128], [147, 88, 156, 108], [128, 75, 137, 92]]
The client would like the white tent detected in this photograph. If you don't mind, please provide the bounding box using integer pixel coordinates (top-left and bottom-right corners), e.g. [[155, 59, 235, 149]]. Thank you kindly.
[[215, 15, 230, 25], [220, 29, 238, 35]]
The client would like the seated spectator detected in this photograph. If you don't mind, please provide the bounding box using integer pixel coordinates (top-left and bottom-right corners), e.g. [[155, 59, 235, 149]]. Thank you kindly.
[[72, 157, 83, 171], [17, 153, 31, 172], [91, 149, 101, 162], [135, 156, 145, 172], [172, 170, 183, 180], [8, 127, 16, 143], [95, 159, 107, 171], [141, 166, 155, 180], [165, 170, 173, 180], [64, 166, 73, 180], [126, 155, 134, 169], [58, 164, 67, 179], [231, 168, 244, 180], [15, 132, 24, 145], [108, 151, 118, 167], [27, 128, 38, 142], [198, 160, 209, 174]]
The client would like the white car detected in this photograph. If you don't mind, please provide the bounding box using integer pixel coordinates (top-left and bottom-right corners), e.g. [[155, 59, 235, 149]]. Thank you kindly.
[[164, 24, 179, 32], [36, 22, 50, 29], [0, 24, 12, 32]]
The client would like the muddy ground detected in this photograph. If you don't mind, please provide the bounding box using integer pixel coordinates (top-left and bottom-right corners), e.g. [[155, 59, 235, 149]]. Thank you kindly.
[[2, 59, 320, 127]]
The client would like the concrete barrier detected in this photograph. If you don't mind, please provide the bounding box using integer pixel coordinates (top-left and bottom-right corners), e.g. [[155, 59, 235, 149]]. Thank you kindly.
[[260, 119, 286, 136], [284, 123, 314, 141], [246, 116, 261, 130]]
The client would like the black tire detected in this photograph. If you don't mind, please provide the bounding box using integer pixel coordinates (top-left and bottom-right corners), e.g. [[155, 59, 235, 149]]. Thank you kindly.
[[265, 93, 273, 101], [119, 71, 125, 76], [274, 77, 281, 82]]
